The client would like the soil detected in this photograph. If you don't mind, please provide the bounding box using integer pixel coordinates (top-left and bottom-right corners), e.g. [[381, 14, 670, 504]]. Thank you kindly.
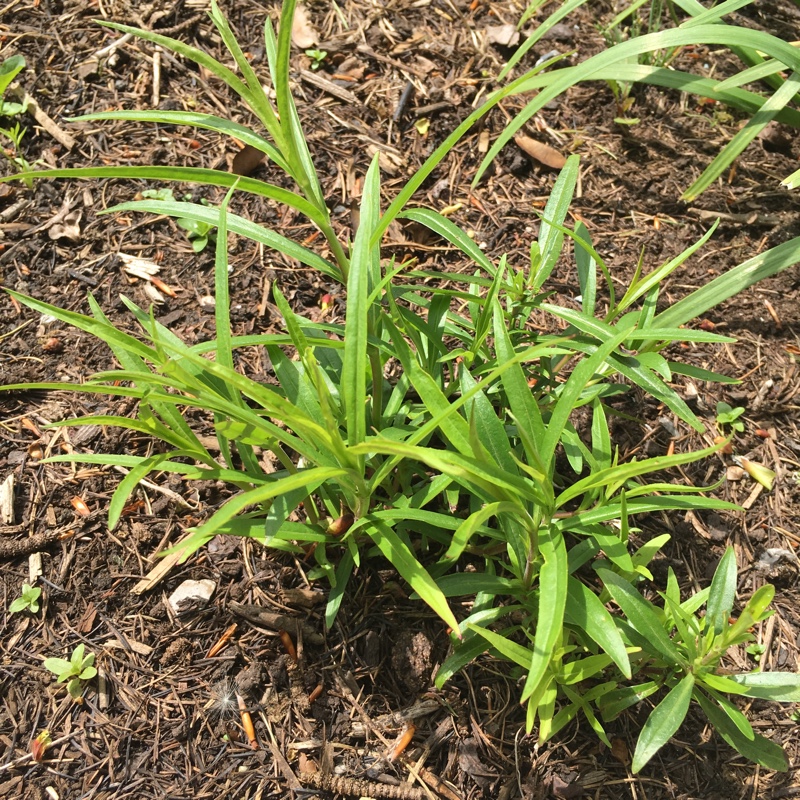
[[2, 1, 800, 799]]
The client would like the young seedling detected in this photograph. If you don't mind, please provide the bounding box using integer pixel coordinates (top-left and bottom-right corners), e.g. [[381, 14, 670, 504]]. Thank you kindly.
[[0, 55, 38, 187], [9, 582, 42, 614], [304, 48, 327, 70], [140, 188, 217, 252], [43, 643, 97, 702], [716, 401, 746, 434]]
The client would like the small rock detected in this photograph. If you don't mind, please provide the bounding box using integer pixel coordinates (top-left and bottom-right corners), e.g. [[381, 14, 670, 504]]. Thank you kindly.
[[168, 579, 216, 614]]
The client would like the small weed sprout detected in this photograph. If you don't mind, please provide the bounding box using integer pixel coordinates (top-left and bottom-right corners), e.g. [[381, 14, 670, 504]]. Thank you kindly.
[[304, 48, 327, 70], [43, 644, 97, 702], [716, 401, 746, 434], [140, 187, 217, 251], [9, 583, 42, 614], [0, 55, 38, 187]]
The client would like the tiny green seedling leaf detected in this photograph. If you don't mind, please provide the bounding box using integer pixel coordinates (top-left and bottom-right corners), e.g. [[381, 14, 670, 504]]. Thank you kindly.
[[43, 644, 96, 702], [9, 583, 41, 614], [0, 55, 25, 107]]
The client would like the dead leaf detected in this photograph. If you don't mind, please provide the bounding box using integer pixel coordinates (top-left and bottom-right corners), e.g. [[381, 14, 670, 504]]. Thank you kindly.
[[514, 134, 567, 169], [119, 252, 161, 281], [48, 209, 82, 242], [232, 144, 266, 176], [610, 737, 630, 765], [485, 24, 520, 47], [551, 773, 584, 798], [366, 144, 405, 176], [291, 5, 318, 49]]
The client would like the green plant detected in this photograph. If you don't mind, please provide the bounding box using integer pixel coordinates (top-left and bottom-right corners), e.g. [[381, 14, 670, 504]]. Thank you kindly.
[[140, 188, 218, 251], [716, 401, 745, 434], [0, 55, 26, 116], [3, 0, 800, 774], [42, 643, 97, 702], [493, 0, 800, 200], [0, 55, 37, 188], [175, 215, 217, 252], [9, 582, 42, 614], [304, 48, 327, 70], [0, 120, 38, 187]]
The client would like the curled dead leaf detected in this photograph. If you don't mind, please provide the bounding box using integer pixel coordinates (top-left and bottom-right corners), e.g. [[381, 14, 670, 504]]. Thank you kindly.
[[485, 24, 520, 47], [71, 496, 91, 516], [291, 5, 318, 49], [514, 134, 567, 169], [48, 209, 82, 242], [232, 144, 266, 176]]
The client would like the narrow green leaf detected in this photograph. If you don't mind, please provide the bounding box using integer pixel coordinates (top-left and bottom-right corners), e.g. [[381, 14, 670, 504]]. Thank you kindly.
[[565, 576, 631, 678], [522, 526, 568, 702], [599, 681, 660, 721], [102, 200, 339, 279], [432, 571, 520, 599], [468, 624, 534, 670], [342, 155, 379, 447], [481, 26, 800, 187], [503, 0, 585, 77], [511, 63, 800, 129], [574, 220, 597, 315], [325, 549, 355, 628], [366, 517, 459, 633], [441, 501, 519, 563], [533, 156, 580, 291], [96, 19, 251, 99], [695, 689, 788, 771], [683, 71, 800, 202], [596, 567, 684, 666], [492, 301, 546, 469], [632, 674, 695, 773], [169, 467, 348, 560], [541, 321, 636, 472], [399, 208, 496, 275], [557, 437, 728, 506], [729, 672, 800, 702], [706, 547, 738, 636], [460, 369, 517, 474], [653, 237, 800, 329], [436, 635, 499, 687]]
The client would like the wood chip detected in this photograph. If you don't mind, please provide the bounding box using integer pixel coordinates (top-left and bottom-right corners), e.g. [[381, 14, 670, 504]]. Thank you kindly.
[[0, 474, 14, 525], [299, 69, 358, 104]]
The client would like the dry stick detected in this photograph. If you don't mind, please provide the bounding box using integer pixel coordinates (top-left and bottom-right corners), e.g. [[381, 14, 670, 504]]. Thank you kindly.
[[299, 69, 358, 104], [0, 530, 74, 560], [298, 771, 428, 800], [10, 88, 77, 150], [228, 602, 325, 645], [152, 47, 162, 107]]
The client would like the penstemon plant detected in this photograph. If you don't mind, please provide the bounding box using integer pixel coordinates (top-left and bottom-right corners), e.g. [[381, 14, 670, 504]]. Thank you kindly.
[[3, 0, 800, 773]]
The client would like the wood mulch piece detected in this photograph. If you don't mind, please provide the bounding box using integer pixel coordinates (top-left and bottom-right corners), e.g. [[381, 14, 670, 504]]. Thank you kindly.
[[2, 1, 800, 799]]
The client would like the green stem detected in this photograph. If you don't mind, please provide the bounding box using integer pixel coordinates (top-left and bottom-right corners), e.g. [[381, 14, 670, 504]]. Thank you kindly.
[[324, 227, 350, 283], [369, 347, 383, 432]]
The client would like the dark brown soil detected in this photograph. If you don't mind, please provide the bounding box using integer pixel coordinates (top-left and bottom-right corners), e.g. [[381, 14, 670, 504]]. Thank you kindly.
[[2, 1, 800, 799]]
